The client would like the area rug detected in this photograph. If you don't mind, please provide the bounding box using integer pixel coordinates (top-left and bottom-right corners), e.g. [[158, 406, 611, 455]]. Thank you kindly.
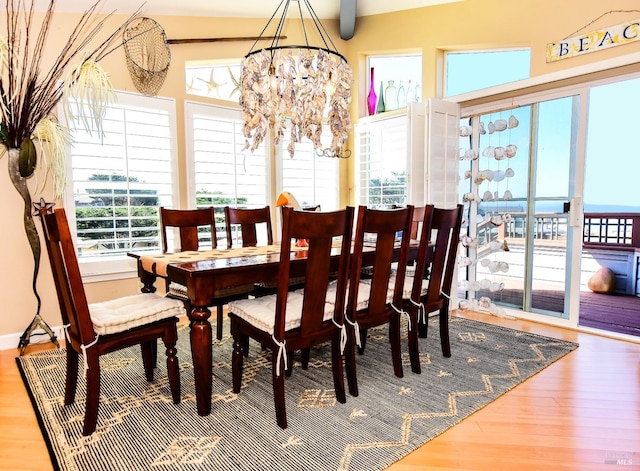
[[17, 316, 577, 471]]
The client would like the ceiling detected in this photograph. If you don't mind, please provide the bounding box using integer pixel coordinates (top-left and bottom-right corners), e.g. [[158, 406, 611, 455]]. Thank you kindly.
[[38, 0, 459, 19]]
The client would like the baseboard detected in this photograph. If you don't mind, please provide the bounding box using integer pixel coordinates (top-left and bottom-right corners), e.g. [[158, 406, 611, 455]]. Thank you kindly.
[[0, 325, 63, 352]]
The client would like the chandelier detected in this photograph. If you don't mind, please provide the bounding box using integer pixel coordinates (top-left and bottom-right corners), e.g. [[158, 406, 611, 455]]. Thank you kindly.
[[239, 0, 353, 158]]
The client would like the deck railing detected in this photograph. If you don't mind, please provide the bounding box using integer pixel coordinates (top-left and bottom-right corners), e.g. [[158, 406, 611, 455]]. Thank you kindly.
[[478, 212, 640, 251]]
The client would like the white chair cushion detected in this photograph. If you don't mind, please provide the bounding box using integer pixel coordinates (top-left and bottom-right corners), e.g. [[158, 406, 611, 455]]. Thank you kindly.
[[325, 279, 393, 311], [228, 292, 335, 334], [389, 275, 429, 300], [89, 293, 185, 336]]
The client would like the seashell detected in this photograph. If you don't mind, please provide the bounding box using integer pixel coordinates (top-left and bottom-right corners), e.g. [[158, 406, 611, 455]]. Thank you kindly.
[[494, 119, 508, 131], [462, 192, 477, 202], [493, 170, 505, 182], [458, 299, 470, 309], [494, 146, 506, 160], [480, 279, 492, 289], [479, 121, 486, 135], [482, 146, 495, 158], [502, 240, 510, 251], [508, 115, 519, 129], [458, 256, 474, 267], [464, 170, 473, 179], [470, 281, 481, 291], [480, 258, 491, 267], [460, 235, 477, 248], [464, 148, 479, 160], [503, 190, 513, 201], [490, 215, 503, 226], [496, 261, 509, 272], [488, 121, 496, 134], [483, 169, 495, 181], [478, 296, 492, 309], [474, 175, 486, 185], [489, 304, 507, 317], [502, 213, 513, 223], [482, 190, 494, 201], [489, 282, 505, 292], [459, 125, 472, 137], [494, 191, 499, 200], [488, 261, 499, 273], [505, 168, 515, 178], [505, 144, 518, 158], [489, 240, 502, 251]]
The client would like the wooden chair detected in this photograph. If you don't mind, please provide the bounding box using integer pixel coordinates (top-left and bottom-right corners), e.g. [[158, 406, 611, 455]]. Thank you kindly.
[[160, 207, 255, 340], [223, 206, 274, 248], [343, 205, 414, 397], [228, 206, 354, 428], [403, 204, 464, 361], [38, 208, 183, 436]]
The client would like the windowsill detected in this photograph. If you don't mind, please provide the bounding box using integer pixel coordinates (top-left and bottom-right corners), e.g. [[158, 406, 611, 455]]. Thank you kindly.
[[78, 255, 139, 283]]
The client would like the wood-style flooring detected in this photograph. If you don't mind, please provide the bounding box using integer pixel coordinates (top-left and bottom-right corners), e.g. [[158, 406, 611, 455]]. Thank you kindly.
[[1, 311, 639, 471]]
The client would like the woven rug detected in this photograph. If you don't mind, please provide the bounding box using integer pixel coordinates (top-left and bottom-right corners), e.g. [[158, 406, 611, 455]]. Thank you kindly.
[[17, 316, 577, 471]]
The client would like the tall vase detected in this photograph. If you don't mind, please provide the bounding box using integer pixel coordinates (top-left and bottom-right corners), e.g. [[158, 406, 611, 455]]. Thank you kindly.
[[367, 67, 377, 116], [7, 148, 60, 354]]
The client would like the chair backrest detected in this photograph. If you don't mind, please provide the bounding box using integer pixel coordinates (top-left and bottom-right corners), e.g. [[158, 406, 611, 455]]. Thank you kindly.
[[274, 206, 354, 339], [416, 204, 464, 306], [160, 207, 216, 252], [39, 208, 96, 347], [391, 204, 425, 240], [348, 205, 414, 320], [224, 206, 274, 248]]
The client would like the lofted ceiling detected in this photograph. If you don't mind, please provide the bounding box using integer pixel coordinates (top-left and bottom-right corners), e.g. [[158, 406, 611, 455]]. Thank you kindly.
[[34, 0, 460, 20]]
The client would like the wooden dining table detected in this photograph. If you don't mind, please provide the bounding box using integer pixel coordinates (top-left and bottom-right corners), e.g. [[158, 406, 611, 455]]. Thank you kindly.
[[129, 241, 418, 416]]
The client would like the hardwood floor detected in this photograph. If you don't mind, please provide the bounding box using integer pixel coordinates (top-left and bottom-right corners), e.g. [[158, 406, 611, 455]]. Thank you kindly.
[[1, 311, 639, 470]]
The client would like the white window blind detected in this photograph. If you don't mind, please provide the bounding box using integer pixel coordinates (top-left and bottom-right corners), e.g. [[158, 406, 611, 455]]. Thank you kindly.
[[277, 126, 339, 211], [355, 114, 408, 208], [64, 92, 178, 270], [185, 102, 269, 246]]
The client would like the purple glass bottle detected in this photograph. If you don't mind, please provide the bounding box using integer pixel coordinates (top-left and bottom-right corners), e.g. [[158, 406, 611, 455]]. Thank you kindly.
[[367, 67, 377, 116]]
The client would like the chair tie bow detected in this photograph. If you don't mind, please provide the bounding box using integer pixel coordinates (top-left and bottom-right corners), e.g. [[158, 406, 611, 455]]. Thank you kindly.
[[271, 334, 287, 376]]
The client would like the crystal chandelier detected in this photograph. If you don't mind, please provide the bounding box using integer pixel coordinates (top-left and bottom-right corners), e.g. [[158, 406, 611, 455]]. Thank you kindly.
[[239, 0, 353, 158]]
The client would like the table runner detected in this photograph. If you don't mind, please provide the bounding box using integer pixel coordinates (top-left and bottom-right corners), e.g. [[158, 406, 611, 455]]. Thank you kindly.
[[140, 244, 305, 277]]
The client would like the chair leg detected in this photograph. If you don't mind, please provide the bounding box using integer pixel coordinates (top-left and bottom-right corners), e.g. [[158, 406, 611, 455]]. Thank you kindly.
[[64, 347, 79, 405], [83, 353, 101, 436], [163, 323, 181, 404], [301, 348, 310, 370], [331, 333, 346, 404], [231, 335, 245, 394], [439, 304, 451, 357], [389, 315, 404, 378], [272, 352, 287, 429], [407, 307, 421, 374], [216, 305, 224, 340], [345, 326, 358, 397], [418, 316, 429, 338], [141, 341, 156, 381], [285, 351, 294, 377], [357, 328, 368, 355]]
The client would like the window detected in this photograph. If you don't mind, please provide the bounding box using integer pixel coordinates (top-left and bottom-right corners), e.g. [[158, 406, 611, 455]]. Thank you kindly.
[[355, 114, 408, 208], [185, 61, 241, 103], [277, 126, 340, 211], [63, 91, 178, 278], [185, 101, 269, 246], [367, 54, 422, 114], [445, 49, 530, 97]]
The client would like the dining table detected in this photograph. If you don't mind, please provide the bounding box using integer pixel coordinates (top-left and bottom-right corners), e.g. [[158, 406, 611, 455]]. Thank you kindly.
[[129, 241, 419, 416]]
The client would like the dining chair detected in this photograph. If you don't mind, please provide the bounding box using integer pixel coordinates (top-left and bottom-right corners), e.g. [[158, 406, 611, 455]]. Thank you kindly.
[[160, 207, 255, 340], [38, 207, 184, 435], [223, 205, 274, 248], [227, 206, 354, 428], [343, 205, 414, 397], [403, 204, 464, 362]]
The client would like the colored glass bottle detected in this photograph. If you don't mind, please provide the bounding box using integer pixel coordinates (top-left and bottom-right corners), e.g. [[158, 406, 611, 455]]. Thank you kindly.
[[367, 67, 377, 116], [376, 81, 385, 113]]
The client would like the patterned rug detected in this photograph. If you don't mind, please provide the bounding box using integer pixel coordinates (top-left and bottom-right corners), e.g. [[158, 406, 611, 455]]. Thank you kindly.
[[17, 316, 577, 471]]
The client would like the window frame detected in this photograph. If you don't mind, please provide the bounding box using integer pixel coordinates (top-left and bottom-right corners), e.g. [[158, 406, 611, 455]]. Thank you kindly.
[[62, 90, 179, 282]]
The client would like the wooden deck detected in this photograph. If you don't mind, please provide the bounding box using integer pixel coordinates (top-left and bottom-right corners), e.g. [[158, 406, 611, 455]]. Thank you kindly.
[[475, 287, 640, 337]]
